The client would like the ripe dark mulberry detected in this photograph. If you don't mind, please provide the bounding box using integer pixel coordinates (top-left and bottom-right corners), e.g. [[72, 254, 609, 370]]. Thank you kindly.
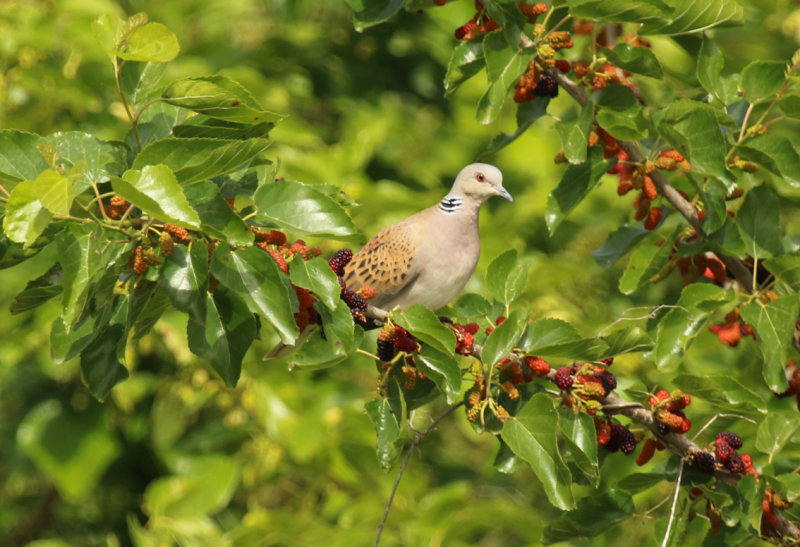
[[716, 431, 743, 450], [343, 290, 367, 312], [714, 439, 735, 463], [553, 366, 574, 390], [726, 452, 744, 474], [607, 424, 637, 455], [328, 248, 353, 275], [537, 74, 559, 98], [694, 451, 716, 474], [377, 338, 396, 361]]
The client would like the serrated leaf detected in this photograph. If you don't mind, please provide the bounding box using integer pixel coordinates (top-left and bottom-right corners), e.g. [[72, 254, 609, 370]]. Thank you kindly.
[[740, 294, 800, 392], [602, 326, 653, 355], [738, 134, 800, 189], [182, 181, 253, 246], [778, 90, 800, 119], [556, 102, 594, 164], [44, 132, 127, 189], [187, 288, 255, 387], [394, 304, 456, 356], [657, 101, 729, 182], [652, 284, 731, 371], [501, 393, 575, 510], [486, 249, 528, 311], [673, 374, 765, 413], [162, 76, 285, 124], [10, 266, 62, 314], [765, 255, 800, 291], [254, 180, 357, 238], [541, 490, 634, 542], [33, 169, 74, 216], [601, 44, 662, 78], [346, 0, 404, 31], [566, 0, 670, 24], [111, 165, 201, 229], [112, 22, 179, 62], [3, 179, 53, 246], [546, 147, 615, 234], [476, 33, 536, 125], [481, 310, 527, 366], [638, 0, 744, 35], [160, 243, 208, 321], [697, 38, 739, 105], [444, 39, 485, 96], [619, 228, 680, 294], [0, 130, 48, 183], [289, 256, 342, 311], [453, 293, 494, 318], [416, 348, 462, 404], [365, 398, 401, 471], [80, 324, 128, 400], [756, 413, 800, 460], [132, 137, 271, 185], [740, 60, 787, 103], [736, 184, 783, 259], [592, 223, 649, 268], [210, 244, 298, 344], [595, 109, 647, 141], [50, 316, 96, 364], [560, 411, 599, 484], [700, 178, 729, 234], [314, 298, 355, 351], [286, 326, 363, 370]]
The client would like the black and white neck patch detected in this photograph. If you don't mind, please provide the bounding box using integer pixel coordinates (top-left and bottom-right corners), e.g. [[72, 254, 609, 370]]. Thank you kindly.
[[439, 195, 463, 214]]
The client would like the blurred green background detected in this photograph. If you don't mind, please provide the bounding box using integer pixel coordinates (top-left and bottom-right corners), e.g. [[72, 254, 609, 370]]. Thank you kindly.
[[3, 0, 800, 545]]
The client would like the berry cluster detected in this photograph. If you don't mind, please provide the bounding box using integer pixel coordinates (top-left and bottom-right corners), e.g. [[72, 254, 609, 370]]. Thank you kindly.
[[454, 1, 498, 41], [452, 322, 479, 355], [761, 488, 792, 532], [676, 252, 727, 286], [513, 62, 558, 103], [594, 418, 637, 455], [376, 325, 418, 363], [689, 430, 758, 478], [129, 243, 162, 275], [552, 362, 617, 399], [327, 248, 373, 326], [775, 358, 800, 411], [648, 389, 691, 434], [164, 222, 190, 244], [709, 308, 755, 347], [466, 376, 489, 422], [97, 195, 130, 219]]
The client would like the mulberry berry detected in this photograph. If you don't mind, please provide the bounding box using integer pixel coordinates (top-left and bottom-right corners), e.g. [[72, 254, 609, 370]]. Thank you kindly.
[[132, 246, 147, 275], [264, 247, 289, 274], [377, 338, 396, 362], [716, 431, 743, 450], [328, 248, 353, 275], [525, 355, 551, 376], [608, 423, 637, 455], [553, 366, 573, 390], [726, 453, 744, 474], [164, 223, 190, 244], [694, 451, 716, 474], [715, 439, 735, 463], [537, 74, 559, 98], [343, 290, 367, 312]]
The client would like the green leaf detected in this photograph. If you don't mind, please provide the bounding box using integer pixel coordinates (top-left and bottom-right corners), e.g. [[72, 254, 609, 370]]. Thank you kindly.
[[542, 490, 634, 542], [520, 317, 607, 359], [736, 184, 783, 259], [756, 413, 800, 460], [394, 304, 456, 356], [638, 0, 744, 35], [126, 281, 170, 341], [289, 256, 342, 311], [254, 180, 357, 238], [481, 310, 527, 366], [778, 90, 800, 119], [740, 294, 800, 393], [143, 455, 240, 519], [738, 134, 800, 189], [187, 288, 255, 387], [314, 299, 355, 351], [131, 137, 271, 186], [545, 147, 615, 234], [700, 179, 729, 233], [286, 326, 363, 370], [566, 0, 670, 24], [111, 165, 201, 229], [592, 84, 639, 112], [595, 108, 647, 141], [486, 249, 528, 311], [172, 117, 275, 140], [111, 21, 179, 62], [601, 326, 653, 355], [556, 102, 594, 164], [160, 243, 208, 321], [592, 223, 649, 268], [739, 60, 787, 103], [162, 76, 285, 124], [211, 244, 299, 344], [80, 324, 128, 400], [3, 179, 53, 246], [444, 39, 485, 96], [476, 33, 536, 125], [481, 96, 550, 158], [453, 293, 494, 318], [501, 393, 575, 510], [365, 398, 401, 471], [696, 38, 739, 105], [619, 228, 680, 294], [33, 169, 74, 216], [17, 401, 120, 501], [50, 316, 97, 364], [346, 0, 404, 31], [657, 101, 729, 182], [560, 411, 599, 484], [44, 132, 127, 189], [0, 130, 48, 183], [601, 44, 662, 78], [673, 374, 765, 413], [10, 266, 63, 314], [416, 348, 462, 404], [765, 255, 800, 291], [182, 182, 253, 246], [652, 284, 730, 371]]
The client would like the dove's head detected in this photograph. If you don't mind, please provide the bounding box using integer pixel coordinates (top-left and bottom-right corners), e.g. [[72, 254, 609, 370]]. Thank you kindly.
[[453, 163, 513, 203]]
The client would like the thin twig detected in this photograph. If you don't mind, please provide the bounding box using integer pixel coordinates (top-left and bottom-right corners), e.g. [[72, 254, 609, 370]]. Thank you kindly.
[[661, 459, 684, 547], [374, 401, 465, 547]]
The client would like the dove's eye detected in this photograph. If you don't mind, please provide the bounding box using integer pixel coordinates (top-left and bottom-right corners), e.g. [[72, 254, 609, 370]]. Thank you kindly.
[[476, 172, 486, 182]]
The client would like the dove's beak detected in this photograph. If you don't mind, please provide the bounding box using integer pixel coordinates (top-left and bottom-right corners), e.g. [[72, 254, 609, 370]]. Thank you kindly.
[[494, 185, 514, 202]]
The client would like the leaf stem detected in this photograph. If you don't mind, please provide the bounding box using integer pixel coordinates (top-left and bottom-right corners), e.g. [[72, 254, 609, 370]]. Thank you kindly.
[[374, 401, 464, 547], [113, 57, 142, 151]]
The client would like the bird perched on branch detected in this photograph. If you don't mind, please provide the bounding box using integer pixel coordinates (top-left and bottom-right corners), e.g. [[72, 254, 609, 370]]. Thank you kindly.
[[264, 163, 511, 360], [343, 162, 512, 311]]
